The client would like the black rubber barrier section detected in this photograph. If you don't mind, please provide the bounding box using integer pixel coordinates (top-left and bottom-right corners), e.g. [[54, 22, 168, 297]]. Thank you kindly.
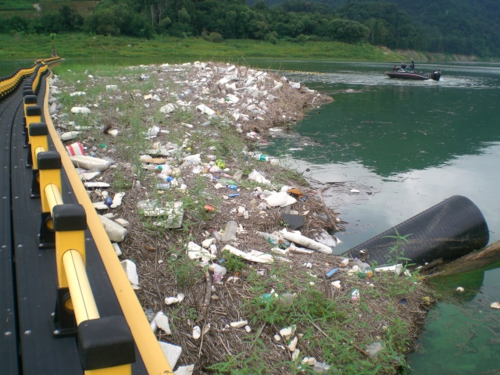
[[0, 67, 22, 375], [1, 71, 149, 374], [343, 195, 490, 265]]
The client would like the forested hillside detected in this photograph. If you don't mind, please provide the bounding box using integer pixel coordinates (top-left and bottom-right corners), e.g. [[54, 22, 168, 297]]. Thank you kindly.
[[0, 0, 498, 57], [257, 0, 500, 57]]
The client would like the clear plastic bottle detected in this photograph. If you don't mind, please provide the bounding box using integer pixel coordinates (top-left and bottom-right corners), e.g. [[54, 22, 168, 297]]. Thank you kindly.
[[212, 231, 222, 241], [313, 362, 331, 373], [221, 221, 238, 242], [157, 183, 171, 190], [354, 258, 371, 272], [257, 232, 290, 248]]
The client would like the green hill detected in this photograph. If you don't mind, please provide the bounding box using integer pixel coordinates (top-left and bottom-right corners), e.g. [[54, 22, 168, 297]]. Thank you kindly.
[[251, 0, 500, 57], [1, 0, 498, 58]]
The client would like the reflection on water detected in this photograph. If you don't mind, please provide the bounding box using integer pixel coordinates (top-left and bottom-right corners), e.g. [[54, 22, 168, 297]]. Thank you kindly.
[[270, 74, 500, 178], [276, 144, 500, 252], [262, 62, 500, 374]]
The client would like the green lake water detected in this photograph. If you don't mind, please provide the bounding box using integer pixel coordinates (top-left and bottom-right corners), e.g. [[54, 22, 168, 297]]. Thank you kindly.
[[2, 57, 500, 374], [252, 60, 500, 375]]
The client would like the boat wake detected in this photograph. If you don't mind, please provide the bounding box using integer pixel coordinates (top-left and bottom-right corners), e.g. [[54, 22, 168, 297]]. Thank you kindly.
[[285, 70, 493, 90]]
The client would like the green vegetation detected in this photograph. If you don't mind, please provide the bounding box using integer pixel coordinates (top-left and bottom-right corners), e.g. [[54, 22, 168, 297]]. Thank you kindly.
[[206, 258, 432, 374], [1, 0, 499, 57], [384, 230, 412, 266], [0, 33, 401, 62]]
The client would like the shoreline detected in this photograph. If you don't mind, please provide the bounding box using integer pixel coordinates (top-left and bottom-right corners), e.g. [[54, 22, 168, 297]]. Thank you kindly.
[[49, 61, 435, 373]]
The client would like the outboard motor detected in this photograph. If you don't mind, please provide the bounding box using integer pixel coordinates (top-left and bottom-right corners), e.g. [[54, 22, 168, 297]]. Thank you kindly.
[[430, 70, 441, 81]]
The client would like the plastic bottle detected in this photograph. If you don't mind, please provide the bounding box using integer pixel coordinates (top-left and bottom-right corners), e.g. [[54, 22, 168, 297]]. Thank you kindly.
[[157, 164, 173, 174], [254, 154, 269, 162], [276, 293, 296, 308], [157, 183, 171, 190], [219, 178, 238, 186], [232, 169, 243, 181], [313, 362, 331, 374], [226, 184, 238, 190], [105, 196, 113, 207], [212, 231, 222, 241], [257, 232, 290, 248], [221, 221, 238, 242], [354, 259, 371, 272], [325, 268, 339, 278]]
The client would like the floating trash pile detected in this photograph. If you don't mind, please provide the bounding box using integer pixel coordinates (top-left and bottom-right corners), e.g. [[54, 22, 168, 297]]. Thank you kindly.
[[47, 62, 434, 374]]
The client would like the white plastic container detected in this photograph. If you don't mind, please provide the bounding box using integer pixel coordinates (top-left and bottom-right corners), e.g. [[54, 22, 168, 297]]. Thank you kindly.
[[69, 155, 111, 171]]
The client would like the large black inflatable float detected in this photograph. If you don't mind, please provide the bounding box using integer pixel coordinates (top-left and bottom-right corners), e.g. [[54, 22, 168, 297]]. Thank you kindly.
[[343, 195, 489, 265]]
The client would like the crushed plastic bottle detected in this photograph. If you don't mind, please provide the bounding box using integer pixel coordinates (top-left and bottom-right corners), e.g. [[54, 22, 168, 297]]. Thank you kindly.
[[352, 259, 373, 277], [219, 178, 238, 186], [276, 293, 296, 308], [157, 164, 172, 175], [366, 341, 384, 359], [257, 232, 290, 248], [354, 258, 371, 272], [221, 221, 238, 242], [254, 153, 269, 161], [313, 361, 331, 373], [157, 183, 171, 190], [232, 169, 243, 181], [212, 230, 222, 241]]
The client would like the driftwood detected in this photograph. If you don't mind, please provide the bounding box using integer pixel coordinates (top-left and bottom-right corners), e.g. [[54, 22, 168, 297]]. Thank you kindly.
[[422, 240, 500, 278]]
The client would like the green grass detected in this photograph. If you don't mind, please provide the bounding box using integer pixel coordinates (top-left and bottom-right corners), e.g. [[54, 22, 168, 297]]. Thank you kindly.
[[0, 33, 403, 62], [0, 0, 98, 16], [206, 259, 430, 374], [0, 0, 33, 11]]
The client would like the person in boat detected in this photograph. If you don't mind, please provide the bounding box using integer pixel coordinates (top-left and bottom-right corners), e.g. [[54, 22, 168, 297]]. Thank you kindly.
[[393, 65, 399, 71], [401, 62, 407, 71], [409, 60, 415, 71]]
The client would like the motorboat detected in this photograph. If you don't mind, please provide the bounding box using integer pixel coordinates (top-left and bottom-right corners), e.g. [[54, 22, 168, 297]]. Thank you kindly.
[[386, 70, 441, 81]]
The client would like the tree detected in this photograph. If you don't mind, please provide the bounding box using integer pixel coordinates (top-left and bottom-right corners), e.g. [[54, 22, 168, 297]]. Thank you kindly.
[[59, 6, 84, 31], [364, 18, 389, 45], [6, 16, 29, 33], [329, 19, 369, 43]]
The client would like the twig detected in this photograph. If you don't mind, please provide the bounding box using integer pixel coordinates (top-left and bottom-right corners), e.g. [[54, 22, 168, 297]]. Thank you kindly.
[[218, 336, 232, 356], [198, 324, 206, 357], [353, 344, 370, 357], [309, 319, 331, 340], [201, 268, 212, 316], [318, 187, 339, 232]]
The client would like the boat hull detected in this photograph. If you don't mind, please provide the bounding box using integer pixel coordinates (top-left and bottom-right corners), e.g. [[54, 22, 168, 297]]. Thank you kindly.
[[386, 71, 430, 80], [386, 70, 441, 81]]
